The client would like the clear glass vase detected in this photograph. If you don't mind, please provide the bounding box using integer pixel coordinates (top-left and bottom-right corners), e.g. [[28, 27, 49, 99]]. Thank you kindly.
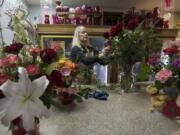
[[119, 65, 133, 92]]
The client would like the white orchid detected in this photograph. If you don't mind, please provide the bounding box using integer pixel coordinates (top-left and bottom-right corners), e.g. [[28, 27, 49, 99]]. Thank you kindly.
[[0, 67, 49, 131]]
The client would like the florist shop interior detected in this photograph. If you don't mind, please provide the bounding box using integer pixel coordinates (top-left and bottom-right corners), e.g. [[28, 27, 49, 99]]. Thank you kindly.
[[0, 0, 180, 135]]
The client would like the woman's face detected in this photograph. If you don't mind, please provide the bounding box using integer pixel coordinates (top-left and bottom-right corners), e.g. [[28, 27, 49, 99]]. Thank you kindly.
[[78, 28, 88, 43]]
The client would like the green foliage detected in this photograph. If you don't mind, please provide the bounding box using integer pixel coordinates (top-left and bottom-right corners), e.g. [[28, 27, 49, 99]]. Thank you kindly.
[[112, 28, 162, 67], [136, 63, 151, 81]]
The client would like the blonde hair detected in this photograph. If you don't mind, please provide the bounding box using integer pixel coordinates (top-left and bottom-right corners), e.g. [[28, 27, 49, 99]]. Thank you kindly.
[[72, 26, 90, 47]]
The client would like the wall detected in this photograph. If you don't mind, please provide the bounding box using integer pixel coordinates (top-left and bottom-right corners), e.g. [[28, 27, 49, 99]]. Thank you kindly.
[[173, 12, 180, 37], [0, 0, 29, 45], [29, 6, 43, 25]]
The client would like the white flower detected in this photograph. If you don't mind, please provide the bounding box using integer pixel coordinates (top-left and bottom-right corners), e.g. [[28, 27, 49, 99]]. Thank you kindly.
[[0, 67, 49, 131]]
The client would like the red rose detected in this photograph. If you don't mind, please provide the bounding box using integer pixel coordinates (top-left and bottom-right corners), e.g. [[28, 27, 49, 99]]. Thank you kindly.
[[48, 70, 64, 88], [127, 18, 139, 30], [103, 32, 110, 39], [116, 22, 123, 31], [26, 64, 39, 76], [29, 48, 41, 57], [4, 43, 24, 54], [40, 48, 57, 64], [162, 99, 180, 118], [109, 22, 123, 37], [163, 47, 179, 55], [110, 26, 119, 37]]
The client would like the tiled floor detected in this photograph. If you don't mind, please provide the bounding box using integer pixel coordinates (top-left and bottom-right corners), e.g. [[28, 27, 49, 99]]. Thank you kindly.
[[0, 92, 179, 135]]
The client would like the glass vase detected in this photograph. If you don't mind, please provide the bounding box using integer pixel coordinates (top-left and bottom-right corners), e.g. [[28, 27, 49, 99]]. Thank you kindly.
[[119, 64, 133, 92], [11, 117, 39, 135]]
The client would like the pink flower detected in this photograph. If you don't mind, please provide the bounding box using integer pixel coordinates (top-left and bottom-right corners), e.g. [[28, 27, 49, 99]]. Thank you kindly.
[[2, 55, 19, 68], [29, 48, 41, 57], [25, 64, 39, 76], [59, 67, 72, 76], [0, 74, 12, 85], [155, 69, 172, 83]]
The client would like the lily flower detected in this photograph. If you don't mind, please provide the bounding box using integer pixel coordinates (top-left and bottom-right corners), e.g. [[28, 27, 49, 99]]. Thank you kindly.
[[0, 67, 49, 131]]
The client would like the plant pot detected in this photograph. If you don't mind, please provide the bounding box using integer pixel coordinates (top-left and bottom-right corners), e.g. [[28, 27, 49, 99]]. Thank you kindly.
[[11, 117, 39, 135]]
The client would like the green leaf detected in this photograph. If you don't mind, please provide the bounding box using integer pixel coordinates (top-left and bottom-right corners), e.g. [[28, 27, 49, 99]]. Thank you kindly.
[[136, 63, 151, 81]]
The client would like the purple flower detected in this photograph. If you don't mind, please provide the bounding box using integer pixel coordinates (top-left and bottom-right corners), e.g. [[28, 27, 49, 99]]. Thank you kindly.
[[173, 59, 180, 68], [148, 55, 160, 65]]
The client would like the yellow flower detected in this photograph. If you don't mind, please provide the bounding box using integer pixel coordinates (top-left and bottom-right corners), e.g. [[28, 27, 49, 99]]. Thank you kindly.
[[153, 100, 164, 107], [58, 57, 67, 65], [146, 85, 158, 95], [157, 94, 168, 101]]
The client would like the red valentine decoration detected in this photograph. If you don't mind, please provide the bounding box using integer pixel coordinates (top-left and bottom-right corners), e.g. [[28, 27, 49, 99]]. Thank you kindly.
[[164, 0, 174, 11], [44, 15, 50, 24]]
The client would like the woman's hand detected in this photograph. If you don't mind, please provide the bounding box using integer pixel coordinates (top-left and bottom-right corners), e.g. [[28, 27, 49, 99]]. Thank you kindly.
[[102, 46, 111, 55], [98, 46, 111, 58]]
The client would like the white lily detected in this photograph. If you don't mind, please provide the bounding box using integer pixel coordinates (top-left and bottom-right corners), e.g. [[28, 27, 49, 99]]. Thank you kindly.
[[0, 67, 49, 131]]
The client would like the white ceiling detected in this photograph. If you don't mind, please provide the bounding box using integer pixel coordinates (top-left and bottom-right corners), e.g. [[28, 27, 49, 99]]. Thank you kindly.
[[26, 0, 180, 12]]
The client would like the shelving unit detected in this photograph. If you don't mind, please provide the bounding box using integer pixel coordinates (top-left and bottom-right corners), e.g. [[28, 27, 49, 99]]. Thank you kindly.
[[53, 11, 124, 26], [103, 11, 123, 26], [54, 11, 102, 25]]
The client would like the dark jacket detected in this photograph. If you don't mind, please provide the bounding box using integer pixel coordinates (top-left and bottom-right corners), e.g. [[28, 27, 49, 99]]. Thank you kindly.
[[70, 45, 108, 65]]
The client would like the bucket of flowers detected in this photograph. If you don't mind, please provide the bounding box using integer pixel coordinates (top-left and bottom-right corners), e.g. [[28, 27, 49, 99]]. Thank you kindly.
[[146, 41, 180, 118]]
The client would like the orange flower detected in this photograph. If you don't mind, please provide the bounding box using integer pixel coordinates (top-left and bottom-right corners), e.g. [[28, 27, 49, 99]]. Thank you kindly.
[[64, 60, 76, 70]]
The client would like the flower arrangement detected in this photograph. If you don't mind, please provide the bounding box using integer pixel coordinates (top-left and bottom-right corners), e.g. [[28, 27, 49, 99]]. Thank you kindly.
[[104, 7, 164, 91], [0, 41, 91, 134], [146, 41, 180, 118], [0, 7, 93, 135]]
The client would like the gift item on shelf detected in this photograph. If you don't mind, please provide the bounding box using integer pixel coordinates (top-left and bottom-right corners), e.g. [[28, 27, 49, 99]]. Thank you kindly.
[[55, 0, 61, 6], [53, 1, 102, 25], [44, 14, 50, 24], [40, 0, 53, 24]]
